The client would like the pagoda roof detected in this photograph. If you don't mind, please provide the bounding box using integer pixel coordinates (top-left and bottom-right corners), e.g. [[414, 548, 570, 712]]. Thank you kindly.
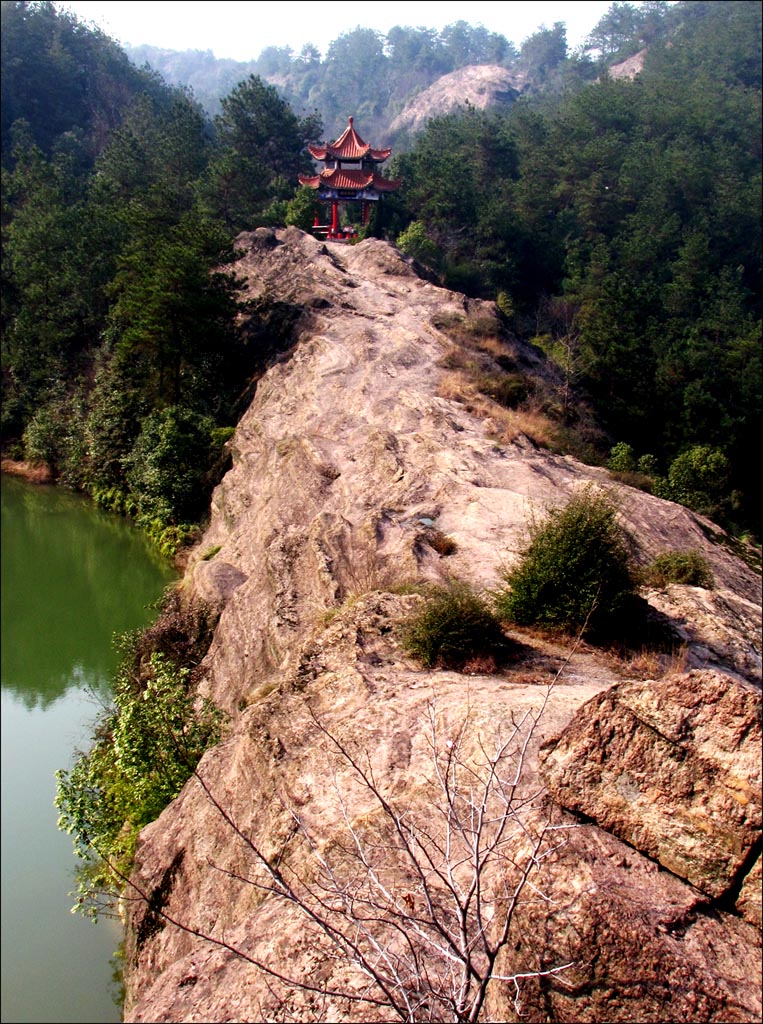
[[307, 117, 392, 162], [299, 167, 401, 192]]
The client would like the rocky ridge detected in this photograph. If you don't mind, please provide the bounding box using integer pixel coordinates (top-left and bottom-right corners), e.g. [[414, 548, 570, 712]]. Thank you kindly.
[[389, 64, 527, 136], [123, 229, 761, 1022]]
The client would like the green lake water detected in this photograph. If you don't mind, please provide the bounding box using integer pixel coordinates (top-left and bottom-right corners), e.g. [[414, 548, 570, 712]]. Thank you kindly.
[[1, 476, 174, 1023]]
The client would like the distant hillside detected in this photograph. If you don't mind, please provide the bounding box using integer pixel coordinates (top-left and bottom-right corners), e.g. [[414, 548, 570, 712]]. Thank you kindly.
[[1, 1, 167, 165], [124, 17, 613, 143], [122, 6, 699, 145], [126, 44, 259, 117]]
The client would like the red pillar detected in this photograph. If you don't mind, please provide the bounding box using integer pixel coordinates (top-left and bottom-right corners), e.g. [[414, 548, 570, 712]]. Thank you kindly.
[[331, 200, 339, 236]]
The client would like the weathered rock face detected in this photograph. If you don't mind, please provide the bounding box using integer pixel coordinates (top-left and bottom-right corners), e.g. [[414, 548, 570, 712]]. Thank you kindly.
[[389, 64, 527, 136], [607, 48, 647, 80], [123, 230, 761, 1023], [489, 822, 761, 1024], [541, 670, 761, 905]]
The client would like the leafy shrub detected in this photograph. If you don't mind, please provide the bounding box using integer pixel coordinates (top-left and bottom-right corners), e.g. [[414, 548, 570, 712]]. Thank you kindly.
[[401, 581, 509, 670], [285, 186, 318, 231], [397, 220, 441, 268], [55, 649, 226, 919], [496, 487, 638, 640], [645, 550, 714, 589], [637, 453, 660, 476], [656, 445, 731, 519], [23, 393, 88, 485], [92, 486, 138, 518], [496, 291, 514, 319], [140, 519, 200, 559], [608, 442, 636, 473]]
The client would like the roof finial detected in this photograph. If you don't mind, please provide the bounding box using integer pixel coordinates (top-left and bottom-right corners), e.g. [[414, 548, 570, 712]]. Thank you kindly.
[[348, 116, 353, 125]]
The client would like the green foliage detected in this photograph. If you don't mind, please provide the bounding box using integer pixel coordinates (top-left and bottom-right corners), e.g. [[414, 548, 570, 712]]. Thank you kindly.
[[2, 0, 761, 542], [496, 488, 638, 639], [285, 186, 318, 230], [397, 220, 441, 268], [392, 0, 762, 533], [658, 445, 731, 519], [644, 549, 714, 589], [401, 581, 509, 670], [637, 453, 660, 476], [125, 22, 518, 139], [55, 649, 226, 918], [91, 486, 138, 518], [22, 390, 88, 486], [201, 75, 321, 232], [608, 442, 636, 473], [496, 291, 514, 319], [125, 406, 217, 527], [140, 519, 201, 560], [1, 0, 165, 167]]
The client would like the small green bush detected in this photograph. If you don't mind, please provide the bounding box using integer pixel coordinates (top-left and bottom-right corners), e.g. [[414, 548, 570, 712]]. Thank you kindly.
[[397, 220, 441, 268], [285, 186, 318, 231], [637, 453, 660, 476], [645, 550, 714, 589], [608, 442, 636, 473], [496, 487, 638, 640], [496, 291, 514, 320], [660, 445, 731, 519], [401, 581, 509, 670]]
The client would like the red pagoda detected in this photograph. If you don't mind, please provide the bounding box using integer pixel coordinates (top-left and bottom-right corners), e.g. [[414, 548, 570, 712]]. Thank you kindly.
[[299, 117, 401, 240]]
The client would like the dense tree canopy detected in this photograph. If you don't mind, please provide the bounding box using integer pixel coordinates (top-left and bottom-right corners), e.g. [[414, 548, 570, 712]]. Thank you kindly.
[[1, 0, 165, 168], [0, 4, 314, 551], [393, 0, 762, 533]]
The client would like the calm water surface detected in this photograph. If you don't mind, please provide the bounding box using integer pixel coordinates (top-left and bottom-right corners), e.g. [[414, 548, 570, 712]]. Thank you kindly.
[[1, 476, 174, 1023]]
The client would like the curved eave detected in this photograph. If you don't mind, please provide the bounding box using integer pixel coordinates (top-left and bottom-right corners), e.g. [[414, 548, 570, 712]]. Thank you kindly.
[[373, 176, 401, 192]]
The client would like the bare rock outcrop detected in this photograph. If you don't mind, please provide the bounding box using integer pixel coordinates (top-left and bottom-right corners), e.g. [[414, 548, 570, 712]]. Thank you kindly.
[[607, 48, 647, 80], [490, 822, 761, 1024], [123, 230, 762, 1023], [389, 64, 527, 136], [541, 670, 762, 906]]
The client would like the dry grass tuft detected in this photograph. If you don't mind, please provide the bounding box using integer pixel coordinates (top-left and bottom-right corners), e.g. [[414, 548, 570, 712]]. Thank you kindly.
[[461, 653, 499, 675], [494, 404, 560, 450], [616, 644, 690, 680], [436, 365, 561, 451]]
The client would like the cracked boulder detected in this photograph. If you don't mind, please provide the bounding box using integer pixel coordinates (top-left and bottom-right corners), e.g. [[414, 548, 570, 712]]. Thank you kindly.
[[540, 670, 762, 909]]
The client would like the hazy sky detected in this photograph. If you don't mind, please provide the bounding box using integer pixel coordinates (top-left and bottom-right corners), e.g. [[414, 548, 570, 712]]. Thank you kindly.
[[58, 1, 621, 61]]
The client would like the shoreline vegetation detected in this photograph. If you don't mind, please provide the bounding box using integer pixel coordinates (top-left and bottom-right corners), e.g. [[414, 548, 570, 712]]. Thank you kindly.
[[1, 458, 54, 484]]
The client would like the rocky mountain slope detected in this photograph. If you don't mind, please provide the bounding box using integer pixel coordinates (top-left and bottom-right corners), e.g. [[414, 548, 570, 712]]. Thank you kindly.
[[389, 65, 527, 137], [123, 229, 761, 1022]]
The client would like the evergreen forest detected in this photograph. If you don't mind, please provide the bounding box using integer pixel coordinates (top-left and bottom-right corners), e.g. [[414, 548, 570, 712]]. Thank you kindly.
[[2, 0, 761, 550]]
